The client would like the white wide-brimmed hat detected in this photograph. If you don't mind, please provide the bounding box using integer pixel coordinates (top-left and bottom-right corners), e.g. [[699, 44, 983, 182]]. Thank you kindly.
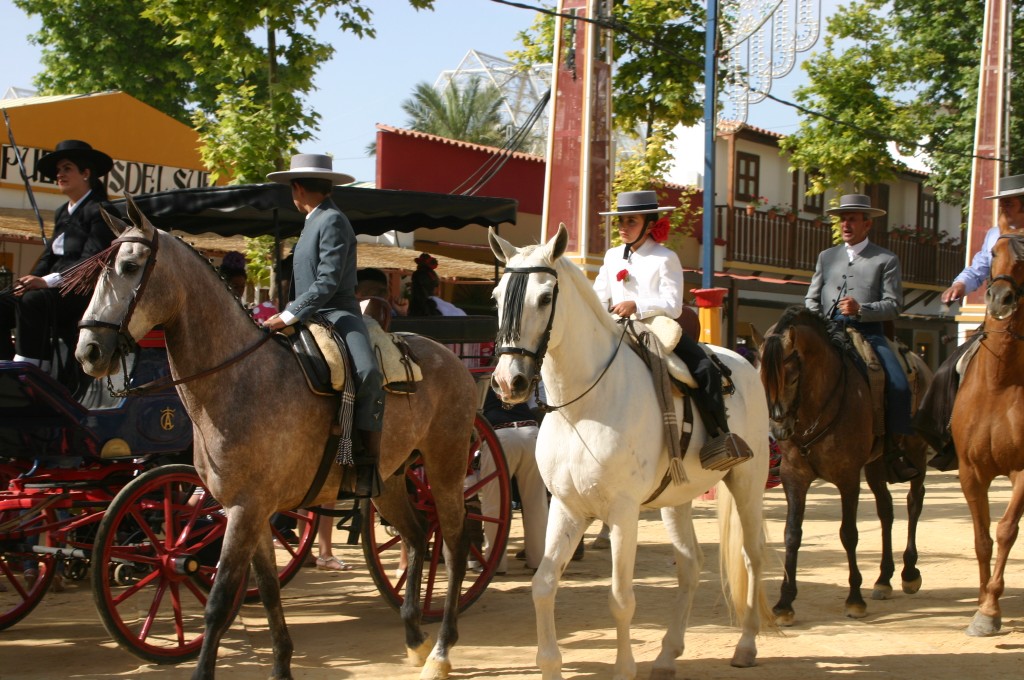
[[266, 153, 355, 185], [826, 194, 886, 218], [599, 190, 676, 216], [985, 174, 1024, 200]]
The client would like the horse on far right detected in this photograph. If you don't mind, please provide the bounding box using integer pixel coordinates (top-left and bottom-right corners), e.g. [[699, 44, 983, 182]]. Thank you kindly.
[[951, 227, 1024, 637]]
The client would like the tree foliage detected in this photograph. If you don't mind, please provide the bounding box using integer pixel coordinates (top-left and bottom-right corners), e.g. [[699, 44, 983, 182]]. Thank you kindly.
[[16, 0, 435, 183], [781, 0, 1024, 204], [507, 0, 705, 197], [400, 79, 508, 148], [14, 0, 205, 124], [509, 1, 706, 139]]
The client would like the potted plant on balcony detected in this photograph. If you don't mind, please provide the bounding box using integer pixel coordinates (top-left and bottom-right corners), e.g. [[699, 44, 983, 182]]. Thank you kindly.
[[746, 195, 768, 215], [769, 202, 793, 220]]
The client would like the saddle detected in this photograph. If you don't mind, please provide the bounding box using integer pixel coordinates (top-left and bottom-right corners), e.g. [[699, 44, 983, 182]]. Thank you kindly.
[[844, 327, 921, 440], [281, 315, 423, 397], [282, 319, 346, 397]]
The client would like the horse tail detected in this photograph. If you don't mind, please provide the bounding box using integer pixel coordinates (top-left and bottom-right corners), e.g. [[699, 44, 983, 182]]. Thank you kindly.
[[716, 482, 776, 633]]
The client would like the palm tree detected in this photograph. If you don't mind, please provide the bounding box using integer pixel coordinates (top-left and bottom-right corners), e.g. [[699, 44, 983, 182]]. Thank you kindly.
[[401, 78, 508, 147]]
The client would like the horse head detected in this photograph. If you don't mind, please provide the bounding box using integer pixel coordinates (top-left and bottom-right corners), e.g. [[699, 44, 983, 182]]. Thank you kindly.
[[76, 194, 169, 377], [985, 232, 1024, 321], [760, 306, 841, 441], [487, 224, 568, 403]]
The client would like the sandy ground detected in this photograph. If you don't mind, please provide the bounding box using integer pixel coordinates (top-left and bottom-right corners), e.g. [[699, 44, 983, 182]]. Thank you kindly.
[[2, 470, 1023, 679]]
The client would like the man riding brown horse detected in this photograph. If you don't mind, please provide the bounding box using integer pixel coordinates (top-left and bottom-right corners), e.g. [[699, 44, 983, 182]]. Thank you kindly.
[[805, 194, 917, 482]]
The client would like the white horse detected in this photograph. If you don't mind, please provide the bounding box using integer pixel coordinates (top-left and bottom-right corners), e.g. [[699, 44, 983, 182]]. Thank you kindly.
[[488, 225, 774, 680]]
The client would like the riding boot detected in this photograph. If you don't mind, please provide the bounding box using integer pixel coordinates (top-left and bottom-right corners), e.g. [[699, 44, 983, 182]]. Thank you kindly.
[[353, 429, 384, 499], [684, 346, 754, 470], [884, 434, 920, 482], [927, 443, 958, 472]]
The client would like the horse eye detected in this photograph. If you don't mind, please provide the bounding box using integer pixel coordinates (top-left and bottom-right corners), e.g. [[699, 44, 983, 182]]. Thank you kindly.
[[538, 292, 553, 306], [121, 261, 139, 275]]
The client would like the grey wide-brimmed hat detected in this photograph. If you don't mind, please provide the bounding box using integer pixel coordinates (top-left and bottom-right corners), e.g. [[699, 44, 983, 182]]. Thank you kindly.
[[599, 190, 676, 216], [826, 194, 886, 218], [985, 174, 1024, 200], [37, 140, 114, 180], [266, 153, 355, 185]]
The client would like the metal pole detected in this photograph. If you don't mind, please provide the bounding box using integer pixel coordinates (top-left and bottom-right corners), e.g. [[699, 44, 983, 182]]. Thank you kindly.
[[2, 109, 49, 246], [701, 0, 718, 291]]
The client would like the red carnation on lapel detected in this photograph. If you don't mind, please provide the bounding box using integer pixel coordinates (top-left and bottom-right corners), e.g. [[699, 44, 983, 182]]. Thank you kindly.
[[616, 269, 630, 282]]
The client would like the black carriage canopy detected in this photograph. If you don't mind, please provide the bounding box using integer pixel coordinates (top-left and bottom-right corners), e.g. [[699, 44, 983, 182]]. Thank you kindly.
[[108, 183, 517, 238]]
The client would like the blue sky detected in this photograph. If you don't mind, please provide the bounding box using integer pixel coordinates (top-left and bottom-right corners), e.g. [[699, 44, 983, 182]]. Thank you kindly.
[[1, 0, 822, 183]]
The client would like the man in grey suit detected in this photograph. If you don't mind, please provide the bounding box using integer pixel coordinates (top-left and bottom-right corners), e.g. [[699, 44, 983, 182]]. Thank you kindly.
[[806, 194, 917, 481], [264, 153, 384, 498]]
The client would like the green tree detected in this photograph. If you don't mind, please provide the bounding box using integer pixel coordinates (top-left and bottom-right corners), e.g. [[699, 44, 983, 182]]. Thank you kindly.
[[781, 0, 1024, 204], [509, 1, 706, 139], [400, 79, 508, 148], [14, 0, 208, 124], [16, 0, 436, 183]]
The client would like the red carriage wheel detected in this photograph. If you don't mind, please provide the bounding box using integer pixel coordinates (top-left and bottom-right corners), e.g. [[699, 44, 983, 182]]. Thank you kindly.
[[90, 464, 238, 663], [258, 507, 315, 603], [0, 507, 58, 631], [170, 471, 316, 604], [361, 414, 512, 622]]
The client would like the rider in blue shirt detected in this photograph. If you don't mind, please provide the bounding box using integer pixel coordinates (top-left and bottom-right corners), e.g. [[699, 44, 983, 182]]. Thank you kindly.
[[915, 174, 1024, 470]]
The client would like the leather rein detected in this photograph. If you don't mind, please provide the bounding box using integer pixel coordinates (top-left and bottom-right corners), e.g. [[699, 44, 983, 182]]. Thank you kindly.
[[773, 341, 849, 456], [494, 265, 627, 413], [77, 229, 272, 397]]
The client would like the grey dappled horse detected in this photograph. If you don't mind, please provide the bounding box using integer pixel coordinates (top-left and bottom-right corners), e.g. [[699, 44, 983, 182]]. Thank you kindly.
[[75, 196, 478, 680]]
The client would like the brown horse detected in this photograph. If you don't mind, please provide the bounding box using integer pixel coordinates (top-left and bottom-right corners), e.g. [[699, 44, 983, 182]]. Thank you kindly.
[[760, 306, 932, 624], [74, 196, 478, 680], [951, 230, 1024, 637]]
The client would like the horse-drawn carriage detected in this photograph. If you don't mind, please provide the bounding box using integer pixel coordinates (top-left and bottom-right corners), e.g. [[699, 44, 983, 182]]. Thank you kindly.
[[0, 182, 516, 669]]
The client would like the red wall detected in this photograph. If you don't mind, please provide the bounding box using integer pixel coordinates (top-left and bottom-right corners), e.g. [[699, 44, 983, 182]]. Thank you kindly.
[[375, 129, 546, 216]]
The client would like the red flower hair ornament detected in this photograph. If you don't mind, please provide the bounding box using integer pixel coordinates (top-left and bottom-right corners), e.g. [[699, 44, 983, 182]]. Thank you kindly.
[[649, 216, 671, 243], [415, 252, 439, 270]]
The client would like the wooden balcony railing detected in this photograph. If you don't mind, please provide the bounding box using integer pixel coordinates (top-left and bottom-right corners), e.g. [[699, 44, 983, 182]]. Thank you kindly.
[[720, 206, 965, 287]]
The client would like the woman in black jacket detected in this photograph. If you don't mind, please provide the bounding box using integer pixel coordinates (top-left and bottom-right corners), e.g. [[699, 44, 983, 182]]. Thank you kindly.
[[3, 139, 115, 370]]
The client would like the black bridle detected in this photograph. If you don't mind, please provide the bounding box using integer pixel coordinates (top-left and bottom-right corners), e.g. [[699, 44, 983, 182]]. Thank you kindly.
[[494, 264, 627, 412], [769, 337, 848, 456], [77, 232, 160, 385], [987, 234, 1024, 311]]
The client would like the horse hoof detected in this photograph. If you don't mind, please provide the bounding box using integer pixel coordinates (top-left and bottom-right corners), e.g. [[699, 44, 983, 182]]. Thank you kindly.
[[871, 584, 893, 600], [730, 647, 757, 668], [902, 575, 923, 594], [406, 637, 433, 667], [966, 611, 1001, 637], [845, 603, 868, 619], [773, 607, 795, 627], [419, 658, 452, 680]]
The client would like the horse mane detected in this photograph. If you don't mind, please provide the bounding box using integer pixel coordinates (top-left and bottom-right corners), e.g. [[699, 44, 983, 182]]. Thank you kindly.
[[553, 252, 623, 337], [167, 231, 261, 325], [774, 305, 851, 354]]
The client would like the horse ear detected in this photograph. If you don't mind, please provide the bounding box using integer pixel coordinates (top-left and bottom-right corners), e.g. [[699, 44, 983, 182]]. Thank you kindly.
[[123, 192, 157, 240], [488, 227, 518, 264], [99, 206, 128, 237], [549, 223, 569, 261]]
